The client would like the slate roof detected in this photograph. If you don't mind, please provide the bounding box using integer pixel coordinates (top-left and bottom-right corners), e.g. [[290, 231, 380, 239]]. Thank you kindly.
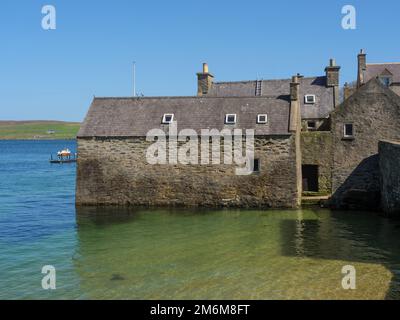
[[78, 96, 292, 138], [364, 63, 400, 83], [205, 76, 334, 119]]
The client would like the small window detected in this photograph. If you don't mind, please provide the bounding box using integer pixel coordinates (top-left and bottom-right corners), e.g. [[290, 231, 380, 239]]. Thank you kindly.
[[253, 159, 260, 173], [257, 114, 268, 124], [343, 123, 354, 138], [225, 114, 237, 124], [307, 121, 317, 130], [304, 95, 316, 104], [162, 114, 174, 124]]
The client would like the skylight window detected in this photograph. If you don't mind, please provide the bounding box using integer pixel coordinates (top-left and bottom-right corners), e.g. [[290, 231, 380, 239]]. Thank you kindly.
[[162, 114, 174, 124], [305, 95, 316, 104], [225, 114, 237, 124], [257, 114, 268, 124]]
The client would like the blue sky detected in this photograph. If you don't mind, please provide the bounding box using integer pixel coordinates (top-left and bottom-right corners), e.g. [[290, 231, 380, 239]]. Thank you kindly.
[[1, 0, 400, 121]]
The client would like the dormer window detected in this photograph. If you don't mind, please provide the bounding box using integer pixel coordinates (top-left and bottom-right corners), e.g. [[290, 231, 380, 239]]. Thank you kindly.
[[257, 114, 268, 124], [162, 114, 174, 124], [305, 95, 316, 104], [225, 114, 237, 124], [379, 76, 392, 87]]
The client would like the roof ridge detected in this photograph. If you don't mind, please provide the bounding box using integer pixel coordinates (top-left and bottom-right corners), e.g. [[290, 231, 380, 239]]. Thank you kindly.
[[214, 76, 324, 85], [93, 95, 286, 100], [367, 62, 400, 66]]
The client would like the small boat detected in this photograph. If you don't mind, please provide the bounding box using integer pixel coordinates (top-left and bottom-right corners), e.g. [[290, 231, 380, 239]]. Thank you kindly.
[[58, 148, 71, 157], [50, 148, 77, 164]]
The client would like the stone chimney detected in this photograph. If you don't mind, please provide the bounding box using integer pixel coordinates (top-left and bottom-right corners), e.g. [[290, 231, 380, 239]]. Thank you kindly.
[[325, 59, 341, 107], [197, 63, 214, 96], [343, 82, 356, 101], [357, 49, 367, 88], [289, 75, 300, 132]]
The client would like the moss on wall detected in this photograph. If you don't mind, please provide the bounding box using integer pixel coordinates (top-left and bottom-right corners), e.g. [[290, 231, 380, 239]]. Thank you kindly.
[[301, 131, 333, 194]]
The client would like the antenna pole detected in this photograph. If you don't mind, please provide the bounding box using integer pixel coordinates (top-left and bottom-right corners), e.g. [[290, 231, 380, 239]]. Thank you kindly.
[[133, 61, 136, 97]]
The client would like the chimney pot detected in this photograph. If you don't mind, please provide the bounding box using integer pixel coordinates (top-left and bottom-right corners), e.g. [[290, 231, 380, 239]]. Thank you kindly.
[[330, 59, 336, 67], [203, 63, 209, 74]]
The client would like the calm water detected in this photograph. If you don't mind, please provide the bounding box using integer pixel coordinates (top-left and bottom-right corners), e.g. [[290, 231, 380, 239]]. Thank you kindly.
[[1, 140, 400, 300]]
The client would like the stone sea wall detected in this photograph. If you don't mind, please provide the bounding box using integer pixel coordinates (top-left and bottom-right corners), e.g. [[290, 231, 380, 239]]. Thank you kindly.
[[379, 140, 400, 217], [76, 136, 300, 208]]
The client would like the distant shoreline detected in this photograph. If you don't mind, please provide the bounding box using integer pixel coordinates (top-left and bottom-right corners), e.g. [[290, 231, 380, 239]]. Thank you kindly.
[[0, 121, 80, 140], [0, 138, 77, 141]]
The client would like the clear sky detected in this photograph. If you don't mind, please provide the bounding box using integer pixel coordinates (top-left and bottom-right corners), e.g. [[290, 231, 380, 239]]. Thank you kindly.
[[1, 0, 400, 121]]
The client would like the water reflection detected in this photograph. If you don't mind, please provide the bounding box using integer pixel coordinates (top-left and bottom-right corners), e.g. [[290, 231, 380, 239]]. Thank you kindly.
[[73, 207, 400, 299], [280, 210, 400, 299]]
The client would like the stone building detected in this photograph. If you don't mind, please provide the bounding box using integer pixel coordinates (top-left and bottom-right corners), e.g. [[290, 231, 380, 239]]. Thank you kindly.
[[357, 50, 400, 96], [330, 78, 400, 210], [76, 76, 303, 208], [345, 50, 400, 100], [196, 61, 340, 194], [76, 58, 400, 212]]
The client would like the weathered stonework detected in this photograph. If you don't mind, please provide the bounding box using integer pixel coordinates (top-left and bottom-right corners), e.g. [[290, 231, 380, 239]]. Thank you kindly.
[[301, 131, 333, 194], [379, 140, 400, 217], [330, 79, 400, 210], [390, 84, 400, 97], [76, 136, 300, 208]]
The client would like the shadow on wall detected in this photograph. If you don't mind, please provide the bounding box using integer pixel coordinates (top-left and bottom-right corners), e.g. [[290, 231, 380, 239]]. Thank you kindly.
[[330, 155, 381, 210], [280, 214, 400, 300]]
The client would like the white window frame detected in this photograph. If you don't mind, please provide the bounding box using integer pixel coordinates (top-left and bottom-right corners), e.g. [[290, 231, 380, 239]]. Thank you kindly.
[[304, 94, 316, 104], [257, 114, 268, 124], [343, 123, 354, 138], [162, 113, 174, 124], [225, 114, 237, 124]]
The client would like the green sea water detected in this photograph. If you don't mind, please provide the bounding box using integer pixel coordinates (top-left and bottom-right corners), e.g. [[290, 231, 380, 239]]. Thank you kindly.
[[1, 140, 400, 300]]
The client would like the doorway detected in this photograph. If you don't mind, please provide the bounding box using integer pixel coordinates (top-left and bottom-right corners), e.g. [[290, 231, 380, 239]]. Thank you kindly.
[[302, 165, 319, 192]]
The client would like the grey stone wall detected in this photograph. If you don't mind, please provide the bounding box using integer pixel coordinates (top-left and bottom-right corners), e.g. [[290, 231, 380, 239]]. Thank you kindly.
[[76, 135, 300, 208], [330, 79, 400, 210], [301, 132, 333, 194], [379, 140, 400, 217]]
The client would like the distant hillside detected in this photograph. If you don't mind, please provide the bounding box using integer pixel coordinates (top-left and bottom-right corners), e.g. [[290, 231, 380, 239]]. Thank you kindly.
[[0, 121, 81, 140]]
